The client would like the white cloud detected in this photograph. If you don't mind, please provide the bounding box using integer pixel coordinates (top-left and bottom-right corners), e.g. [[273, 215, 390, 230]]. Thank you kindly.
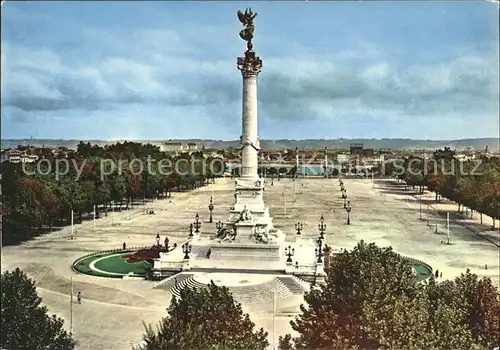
[[1, 21, 498, 139]]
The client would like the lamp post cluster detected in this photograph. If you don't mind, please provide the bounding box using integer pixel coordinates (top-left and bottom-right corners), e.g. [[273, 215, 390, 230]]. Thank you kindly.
[[193, 213, 201, 233], [155, 233, 175, 252], [285, 245, 295, 263], [287, 215, 326, 266], [339, 178, 352, 224], [216, 220, 224, 233], [208, 196, 215, 223], [182, 243, 192, 259], [188, 213, 202, 238], [295, 222, 303, 235], [318, 214, 326, 240], [346, 201, 352, 225]]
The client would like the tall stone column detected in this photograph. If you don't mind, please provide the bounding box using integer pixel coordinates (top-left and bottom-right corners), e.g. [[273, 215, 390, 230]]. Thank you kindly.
[[238, 51, 262, 178]]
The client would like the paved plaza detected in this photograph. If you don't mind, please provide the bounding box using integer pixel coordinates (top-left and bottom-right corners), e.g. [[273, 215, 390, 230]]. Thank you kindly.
[[1, 177, 499, 349]]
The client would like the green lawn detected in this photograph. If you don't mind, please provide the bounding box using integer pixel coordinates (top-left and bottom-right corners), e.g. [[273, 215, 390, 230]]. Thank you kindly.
[[94, 253, 151, 275], [413, 263, 432, 281], [73, 251, 151, 278]]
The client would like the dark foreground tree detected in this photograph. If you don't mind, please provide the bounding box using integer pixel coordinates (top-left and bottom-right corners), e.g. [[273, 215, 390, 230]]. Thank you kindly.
[[137, 281, 269, 349], [278, 241, 499, 350], [1, 268, 75, 350]]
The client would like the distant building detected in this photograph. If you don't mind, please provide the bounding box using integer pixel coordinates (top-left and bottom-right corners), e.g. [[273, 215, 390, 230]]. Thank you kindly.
[[456, 153, 476, 161], [350, 143, 364, 155], [186, 142, 198, 151], [7, 149, 22, 163], [362, 148, 374, 156], [337, 154, 350, 163], [161, 141, 185, 152], [3, 149, 38, 163]]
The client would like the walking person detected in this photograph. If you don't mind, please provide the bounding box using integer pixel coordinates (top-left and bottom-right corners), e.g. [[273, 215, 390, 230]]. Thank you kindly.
[[77, 291, 82, 304], [435, 269, 439, 278]]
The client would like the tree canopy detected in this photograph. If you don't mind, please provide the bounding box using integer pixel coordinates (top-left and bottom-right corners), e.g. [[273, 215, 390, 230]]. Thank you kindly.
[[278, 241, 500, 350], [1, 268, 75, 350], [137, 281, 269, 349], [396, 150, 500, 227], [2, 142, 225, 246]]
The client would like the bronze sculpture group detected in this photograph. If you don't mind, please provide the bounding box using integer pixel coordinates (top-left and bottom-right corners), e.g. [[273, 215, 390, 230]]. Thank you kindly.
[[237, 8, 257, 51]]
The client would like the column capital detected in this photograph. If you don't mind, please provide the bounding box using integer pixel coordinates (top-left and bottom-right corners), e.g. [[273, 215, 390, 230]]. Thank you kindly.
[[237, 50, 262, 77]]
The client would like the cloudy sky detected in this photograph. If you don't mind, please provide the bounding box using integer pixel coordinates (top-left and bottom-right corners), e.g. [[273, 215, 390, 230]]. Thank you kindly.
[[1, 1, 499, 141]]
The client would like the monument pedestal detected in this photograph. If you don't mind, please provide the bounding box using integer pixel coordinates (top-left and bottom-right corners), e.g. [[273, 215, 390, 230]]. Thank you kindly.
[[210, 219, 285, 261], [210, 241, 283, 261]]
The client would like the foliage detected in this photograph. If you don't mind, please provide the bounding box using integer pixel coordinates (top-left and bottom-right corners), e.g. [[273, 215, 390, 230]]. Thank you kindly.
[[136, 281, 269, 350], [2, 142, 225, 245], [1, 268, 75, 350], [396, 149, 500, 224], [279, 241, 500, 350]]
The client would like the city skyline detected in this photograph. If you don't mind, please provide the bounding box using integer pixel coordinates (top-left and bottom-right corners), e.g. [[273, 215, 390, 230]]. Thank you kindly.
[[1, 1, 499, 141]]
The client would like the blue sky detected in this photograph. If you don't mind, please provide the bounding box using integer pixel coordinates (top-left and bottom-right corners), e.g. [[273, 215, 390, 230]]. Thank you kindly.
[[1, 1, 499, 140]]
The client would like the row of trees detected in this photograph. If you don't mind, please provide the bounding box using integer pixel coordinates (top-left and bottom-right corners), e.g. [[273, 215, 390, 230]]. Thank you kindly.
[[4, 242, 498, 349], [394, 148, 500, 227], [1, 141, 225, 245], [136, 241, 499, 350]]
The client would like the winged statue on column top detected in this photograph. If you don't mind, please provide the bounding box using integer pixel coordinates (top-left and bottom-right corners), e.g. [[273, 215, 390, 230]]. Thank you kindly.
[[237, 8, 257, 43]]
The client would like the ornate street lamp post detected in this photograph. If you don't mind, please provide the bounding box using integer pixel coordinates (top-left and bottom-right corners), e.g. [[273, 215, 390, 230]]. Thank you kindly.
[[189, 223, 194, 238], [315, 238, 324, 263], [208, 196, 214, 223], [194, 213, 201, 233], [295, 222, 303, 236], [346, 201, 352, 225], [285, 245, 295, 263], [318, 214, 326, 240], [182, 243, 192, 259], [215, 220, 224, 233]]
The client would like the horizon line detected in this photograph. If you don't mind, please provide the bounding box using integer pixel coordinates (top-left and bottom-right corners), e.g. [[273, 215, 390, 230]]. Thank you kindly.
[[1, 136, 499, 142]]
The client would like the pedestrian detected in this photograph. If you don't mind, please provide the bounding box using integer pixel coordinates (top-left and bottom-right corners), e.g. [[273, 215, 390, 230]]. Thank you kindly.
[[440, 272, 442, 279], [123, 242, 126, 250], [435, 269, 439, 278], [77, 291, 82, 304], [206, 248, 211, 259], [174, 277, 177, 286], [485, 264, 488, 270]]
